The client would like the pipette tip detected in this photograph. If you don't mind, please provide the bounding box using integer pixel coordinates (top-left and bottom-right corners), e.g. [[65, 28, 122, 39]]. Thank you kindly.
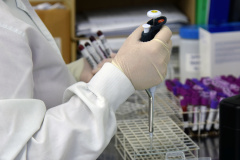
[[149, 132, 153, 138], [149, 132, 153, 151]]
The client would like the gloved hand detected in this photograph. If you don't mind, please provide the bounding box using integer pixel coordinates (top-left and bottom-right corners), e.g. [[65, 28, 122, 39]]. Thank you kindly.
[[112, 25, 172, 90], [67, 58, 93, 83], [92, 53, 116, 75], [68, 53, 117, 83]]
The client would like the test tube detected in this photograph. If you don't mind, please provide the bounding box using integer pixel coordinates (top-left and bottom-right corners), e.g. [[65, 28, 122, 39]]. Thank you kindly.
[[214, 97, 225, 130], [200, 97, 209, 131], [78, 44, 97, 69], [85, 42, 102, 64], [89, 36, 107, 60], [97, 30, 112, 57], [180, 98, 189, 133], [191, 96, 200, 132], [206, 99, 219, 131]]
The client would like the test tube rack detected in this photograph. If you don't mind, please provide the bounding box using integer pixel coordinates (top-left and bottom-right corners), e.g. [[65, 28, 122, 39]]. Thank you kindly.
[[116, 87, 183, 123], [115, 86, 199, 159], [115, 117, 199, 160], [116, 85, 220, 137]]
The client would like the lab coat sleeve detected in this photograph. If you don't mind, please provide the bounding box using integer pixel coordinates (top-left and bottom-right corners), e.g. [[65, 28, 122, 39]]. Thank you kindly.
[[27, 63, 135, 160], [0, 11, 135, 159]]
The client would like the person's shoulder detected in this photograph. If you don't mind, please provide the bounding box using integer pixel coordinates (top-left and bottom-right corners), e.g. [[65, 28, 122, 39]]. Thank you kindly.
[[0, 1, 30, 37]]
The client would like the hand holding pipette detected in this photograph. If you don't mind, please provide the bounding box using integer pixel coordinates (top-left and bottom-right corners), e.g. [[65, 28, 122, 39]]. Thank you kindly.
[[112, 11, 171, 145], [112, 14, 171, 88]]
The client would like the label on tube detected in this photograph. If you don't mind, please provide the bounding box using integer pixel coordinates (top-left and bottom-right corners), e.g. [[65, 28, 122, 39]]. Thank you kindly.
[[85, 42, 101, 64], [97, 30, 112, 57], [206, 100, 218, 131], [89, 36, 107, 59], [78, 44, 97, 69]]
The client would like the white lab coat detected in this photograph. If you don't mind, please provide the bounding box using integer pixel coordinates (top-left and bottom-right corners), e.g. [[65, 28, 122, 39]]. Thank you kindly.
[[0, 0, 135, 159]]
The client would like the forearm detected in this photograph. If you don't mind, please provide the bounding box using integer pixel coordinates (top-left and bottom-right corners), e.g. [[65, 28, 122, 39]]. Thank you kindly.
[[27, 63, 135, 160]]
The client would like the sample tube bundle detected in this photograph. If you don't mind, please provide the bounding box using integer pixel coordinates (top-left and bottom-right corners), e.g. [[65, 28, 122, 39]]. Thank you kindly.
[[165, 75, 240, 136], [78, 30, 113, 69]]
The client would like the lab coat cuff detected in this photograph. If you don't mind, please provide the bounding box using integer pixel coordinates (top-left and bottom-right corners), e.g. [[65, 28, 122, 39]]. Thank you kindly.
[[88, 62, 135, 112]]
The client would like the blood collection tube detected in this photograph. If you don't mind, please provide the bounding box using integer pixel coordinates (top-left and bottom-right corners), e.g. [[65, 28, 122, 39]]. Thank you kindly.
[[191, 96, 200, 132], [89, 36, 107, 60], [206, 99, 219, 131], [97, 30, 112, 58], [188, 89, 198, 115], [200, 97, 209, 131], [179, 86, 187, 100], [187, 95, 193, 123], [85, 42, 101, 64], [214, 97, 225, 130], [180, 98, 189, 133], [78, 44, 97, 69]]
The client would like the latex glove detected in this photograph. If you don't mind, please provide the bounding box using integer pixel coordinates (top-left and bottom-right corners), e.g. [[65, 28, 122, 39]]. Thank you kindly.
[[92, 53, 116, 75], [112, 25, 172, 90], [67, 58, 93, 82]]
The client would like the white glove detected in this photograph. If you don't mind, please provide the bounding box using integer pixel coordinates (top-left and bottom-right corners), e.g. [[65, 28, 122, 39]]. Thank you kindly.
[[112, 25, 172, 90], [67, 58, 93, 82]]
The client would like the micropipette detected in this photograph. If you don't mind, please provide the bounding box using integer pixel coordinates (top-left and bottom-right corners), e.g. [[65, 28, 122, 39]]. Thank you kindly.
[[140, 10, 167, 140]]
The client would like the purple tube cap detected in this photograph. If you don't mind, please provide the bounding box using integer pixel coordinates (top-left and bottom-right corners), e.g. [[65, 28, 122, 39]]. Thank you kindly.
[[191, 97, 200, 106], [201, 77, 212, 86], [227, 75, 236, 82], [173, 87, 178, 96], [165, 80, 174, 91], [180, 87, 191, 96], [173, 79, 182, 86], [166, 85, 173, 91], [201, 98, 209, 106], [221, 75, 227, 80], [220, 80, 229, 88], [183, 95, 191, 104], [230, 84, 239, 92], [180, 99, 187, 107], [183, 84, 190, 89], [191, 89, 199, 97], [210, 90, 217, 100], [185, 79, 194, 87], [210, 100, 219, 109]]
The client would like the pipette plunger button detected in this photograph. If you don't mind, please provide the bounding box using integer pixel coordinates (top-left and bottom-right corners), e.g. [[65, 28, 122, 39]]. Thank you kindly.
[[147, 10, 162, 19]]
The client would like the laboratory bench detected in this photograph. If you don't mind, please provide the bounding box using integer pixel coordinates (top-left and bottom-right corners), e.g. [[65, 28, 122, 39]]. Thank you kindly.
[[97, 136, 220, 160]]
